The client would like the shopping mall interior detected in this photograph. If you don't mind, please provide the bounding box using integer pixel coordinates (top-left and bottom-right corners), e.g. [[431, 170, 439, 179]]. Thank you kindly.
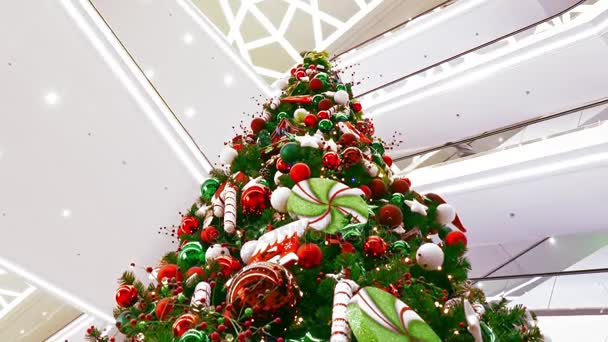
[[1, 0, 608, 341]]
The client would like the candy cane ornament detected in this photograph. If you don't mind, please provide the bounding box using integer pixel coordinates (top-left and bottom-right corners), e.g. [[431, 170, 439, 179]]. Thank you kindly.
[[190, 281, 211, 309], [331, 279, 359, 342], [223, 184, 237, 234]]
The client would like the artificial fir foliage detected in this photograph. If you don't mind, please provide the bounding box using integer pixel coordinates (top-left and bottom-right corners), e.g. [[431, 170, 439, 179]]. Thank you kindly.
[[89, 51, 543, 342]]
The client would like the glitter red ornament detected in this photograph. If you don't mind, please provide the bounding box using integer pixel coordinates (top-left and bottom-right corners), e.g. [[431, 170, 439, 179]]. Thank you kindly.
[[172, 313, 198, 337], [342, 242, 356, 254], [383, 155, 393, 167], [322, 152, 341, 170], [296, 243, 323, 268], [157, 264, 183, 283], [115, 284, 138, 308], [276, 157, 291, 173], [391, 178, 411, 194], [155, 298, 175, 320], [356, 119, 375, 136], [304, 113, 318, 128], [309, 78, 324, 92], [241, 184, 271, 215], [368, 178, 388, 198], [290, 163, 311, 182], [342, 146, 363, 164], [201, 226, 220, 243], [178, 216, 199, 237], [364, 236, 387, 257], [317, 110, 330, 120], [445, 230, 467, 247], [351, 101, 363, 113], [251, 117, 267, 134], [318, 98, 334, 110], [377, 204, 403, 227], [338, 132, 358, 146]]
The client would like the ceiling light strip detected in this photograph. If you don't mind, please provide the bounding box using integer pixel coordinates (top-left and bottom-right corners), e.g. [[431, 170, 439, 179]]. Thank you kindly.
[[248, 4, 301, 62], [317, 0, 384, 50], [310, 0, 323, 47], [45, 314, 96, 342], [0, 285, 35, 320]]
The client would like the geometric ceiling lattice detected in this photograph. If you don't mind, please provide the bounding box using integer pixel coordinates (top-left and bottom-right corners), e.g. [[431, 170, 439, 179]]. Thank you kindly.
[[192, 0, 383, 83]]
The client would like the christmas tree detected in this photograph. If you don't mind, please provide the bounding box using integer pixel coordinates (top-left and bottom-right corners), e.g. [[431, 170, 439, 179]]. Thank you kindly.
[[88, 51, 543, 342]]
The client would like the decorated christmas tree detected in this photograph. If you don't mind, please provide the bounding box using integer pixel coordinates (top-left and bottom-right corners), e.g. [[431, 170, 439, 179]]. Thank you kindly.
[[87, 51, 543, 342]]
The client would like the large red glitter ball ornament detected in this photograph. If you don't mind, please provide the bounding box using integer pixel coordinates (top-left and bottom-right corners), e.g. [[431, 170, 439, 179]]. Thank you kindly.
[[157, 264, 183, 283], [241, 185, 271, 215], [178, 216, 199, 237], [296, 243, 323, 268], [290, 163, 311, 182], [322, 152, 341, 170], [377, 204, 403, 227], [445, 230, 468, 247], [115, 284, 138, 308], [356, 119, 375, 136], [201, 226, 220, 243], [338, 133, 358, 146], [317, 110, 330, 120], [364, 236, 387, 257], [309, 78, 324, 92], [276, 157, 291, 173], [342, 146, 363, 164], [172, 313, 198, 337], [351, 101, 363, 113], [216, 256, 241, 277], [318, 98, 334, 110], [368, 178, 388, 198], [304, 113, 318, 128], [391, 178, 411, 194], [383, 155, 393, 167], [359, 185, 372, 199], [227, 262, 300, 326], [251, 117, 267, 134], [155, 298, 175, 320]]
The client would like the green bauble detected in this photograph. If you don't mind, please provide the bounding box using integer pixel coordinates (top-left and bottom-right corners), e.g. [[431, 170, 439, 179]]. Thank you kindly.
[[312, 94, 324, 106], [280, 142, 300, 163], [336, 84, 347, 91], [438, 226, 452, 240], [257, 129, 271, 147], [244, 307, 253, 317], [177, 293, 187, 303], [259, 179, 270, 187], [179, 329, 209, 342], [335, 113, 349, 122], [200, 178, 220, 200], [178, 242, 205, 271], [137, 321, 147, 330], [371, 142, 385, 155], [390, 193, 405, 206], [315, 72, 328, 81], [318, 119, 333, 133], [277, 112, 288, 121], [391, 240, 410, 255]]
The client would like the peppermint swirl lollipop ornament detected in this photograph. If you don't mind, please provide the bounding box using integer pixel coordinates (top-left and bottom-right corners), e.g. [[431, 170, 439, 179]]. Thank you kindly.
[[287, 178, 368, 233]]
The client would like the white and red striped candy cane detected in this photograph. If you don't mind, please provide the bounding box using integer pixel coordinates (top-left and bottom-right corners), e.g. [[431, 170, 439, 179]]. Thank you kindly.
[[362, 158, 379, 177], [212, 185, 225, 218], [261, 109, 272, 122], [223, 184, 237, 234], [190, 281, 211, 309], [331, 279, 359, 342]]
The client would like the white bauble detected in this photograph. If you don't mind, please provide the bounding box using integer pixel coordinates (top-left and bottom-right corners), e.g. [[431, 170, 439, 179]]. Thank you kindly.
[[205, 243, 230, 262], [436, 204, 456, 225], [220, 147, 238, 165], [293, 108, 309, 123], [272, 77, 289, 90], [270, 187, 292, 213], [416, 243, 444, 271], [240, 240, 258, 264], [333, 90, 350, 105]]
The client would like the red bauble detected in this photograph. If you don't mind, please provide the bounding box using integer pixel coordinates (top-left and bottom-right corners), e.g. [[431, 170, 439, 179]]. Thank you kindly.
[[317, 110, 330, 120], [368, 178, 388, 198], [356, 119, 375, 136], [342, 147, 363, 164], [241, 185, 271, 215], [227, 262, 300, 326], [251, 117, 267, 134], [296, 243, 323, 268], [342, 242, 356, 254], [318, 98, 334, 110], [155, 298, 174, 320], [309, 78, 324, 92], [338, 133, 358, 146], [377, 204, 403, 227], [185, 266, 206, 280], [351, 101, 363, 113], [276, 157, 291, 173], [172, 313, 198, 337], [304, 114, 318, 128], [216, 256, 241, 277], [383, 155, 393, 167], [446, 231, 467, 247], [391, 178, 411, 194], [359, 185, 372, 198], [290, 163, 311, 182], [201, 226, 220, 243], [322, 152, 341, 170], [115, 284, 138, 308], [295, 70, 306, 79], [178, 216, 199, 237], [157, 264, 183, 283], [364, 236, 387, 257]]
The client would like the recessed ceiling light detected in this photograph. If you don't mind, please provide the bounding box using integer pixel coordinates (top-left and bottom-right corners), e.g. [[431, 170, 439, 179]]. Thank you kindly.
[[184, 107, 196, 118], [224, 74, 234, 87], [42, 312, 47, 316], [498, 137, 504, 143], [548, 237, 556, 245], [44, 92, 59, 105], [183, 33, 194, 44], [20, 330, 25, 334], [61, 209, 71, 218], [476, 282, 483, 288]]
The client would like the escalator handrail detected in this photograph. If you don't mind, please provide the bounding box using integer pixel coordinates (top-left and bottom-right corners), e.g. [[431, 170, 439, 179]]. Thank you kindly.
[[353, 0, 586, 98]]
